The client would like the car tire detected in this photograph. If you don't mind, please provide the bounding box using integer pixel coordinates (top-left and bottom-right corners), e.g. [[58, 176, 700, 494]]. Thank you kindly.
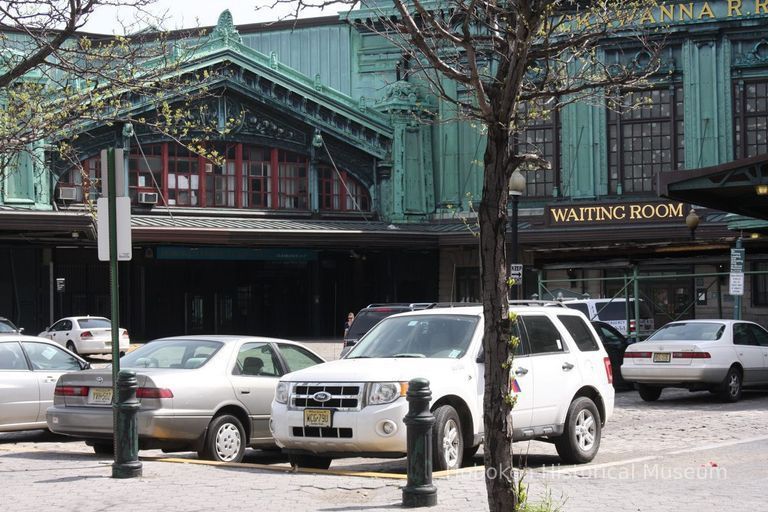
[[66, 341, 78, 354], [554, 397, 601, 464], [717, 366, 742, 403], [288, 454, 333, 470], [638, 384, 662, 402], [198, 414, 246, 463], [432, 405, 463, 471], [92, 442, 113, 455]]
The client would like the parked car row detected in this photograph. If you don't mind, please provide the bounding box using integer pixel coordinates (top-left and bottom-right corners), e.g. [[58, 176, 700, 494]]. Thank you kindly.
[[3, 307, 766, 471]]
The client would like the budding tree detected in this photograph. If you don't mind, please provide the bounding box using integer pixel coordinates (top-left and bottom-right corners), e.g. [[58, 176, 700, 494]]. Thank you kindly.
[[0, 0, 222, 181], [270, 0, 663, 509]]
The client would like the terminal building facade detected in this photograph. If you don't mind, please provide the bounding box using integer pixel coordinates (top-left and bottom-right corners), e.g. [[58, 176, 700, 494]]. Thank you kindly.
[[2, 2, 768, 339]]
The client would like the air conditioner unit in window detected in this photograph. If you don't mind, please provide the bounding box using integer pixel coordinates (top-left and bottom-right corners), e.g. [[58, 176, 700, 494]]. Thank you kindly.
[[138, 192, 159, 205], [58, 186, 78, 201]]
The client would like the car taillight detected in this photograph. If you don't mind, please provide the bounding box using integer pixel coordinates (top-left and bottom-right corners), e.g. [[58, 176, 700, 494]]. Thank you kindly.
[[672, 352, 711, 359], [136, 387, 174, 399], [629, 320, 637, 332], [55, 385, 89, 396], [80, 331, 93, 339], [603, 357, 613, 384], [624, 351, 652, 358]]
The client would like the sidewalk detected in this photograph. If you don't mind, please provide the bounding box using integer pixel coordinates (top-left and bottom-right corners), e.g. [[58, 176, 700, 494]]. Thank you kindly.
[[2, 433, 766, 512]]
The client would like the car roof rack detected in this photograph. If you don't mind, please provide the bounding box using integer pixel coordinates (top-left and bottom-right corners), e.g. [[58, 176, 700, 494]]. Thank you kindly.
[[365, 302, 436, 309], [509, 300, 568, 307], [425, 302, 483, 308]]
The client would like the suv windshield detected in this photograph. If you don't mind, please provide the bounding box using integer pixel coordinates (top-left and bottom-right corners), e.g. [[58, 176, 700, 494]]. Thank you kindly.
[[347, 314, 479, 359], [345, 310, 400, 340], [594, 301, 652, 320]]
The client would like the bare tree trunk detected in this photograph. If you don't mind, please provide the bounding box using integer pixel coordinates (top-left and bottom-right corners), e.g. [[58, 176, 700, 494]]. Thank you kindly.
[[480, 121, 516, 511]]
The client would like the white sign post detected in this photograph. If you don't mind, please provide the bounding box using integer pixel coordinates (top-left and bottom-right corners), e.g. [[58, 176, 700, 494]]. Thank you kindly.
[[97, 197, 132, 261]]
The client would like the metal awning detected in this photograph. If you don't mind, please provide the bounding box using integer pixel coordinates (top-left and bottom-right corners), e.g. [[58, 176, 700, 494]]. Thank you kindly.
[[658, 153, 768, 220]]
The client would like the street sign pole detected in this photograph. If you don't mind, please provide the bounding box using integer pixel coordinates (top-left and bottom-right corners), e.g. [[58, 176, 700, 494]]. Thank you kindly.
[[106, 148, 120, 395], [104, 147, 141, 478]]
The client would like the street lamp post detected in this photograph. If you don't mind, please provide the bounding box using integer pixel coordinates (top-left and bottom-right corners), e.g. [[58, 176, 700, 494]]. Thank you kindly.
[[685, 207, 701, 323], [508, 170, 526, 300]]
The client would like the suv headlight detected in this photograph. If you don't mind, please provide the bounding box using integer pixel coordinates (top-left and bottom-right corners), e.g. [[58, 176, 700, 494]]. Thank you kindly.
[[368, 382, 407, 405], [274, 382, 290, 404]]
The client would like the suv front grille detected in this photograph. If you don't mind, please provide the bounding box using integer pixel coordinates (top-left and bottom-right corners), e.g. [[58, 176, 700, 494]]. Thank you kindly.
[[290, 383, 364, 411], [292, 426, 353, 438]]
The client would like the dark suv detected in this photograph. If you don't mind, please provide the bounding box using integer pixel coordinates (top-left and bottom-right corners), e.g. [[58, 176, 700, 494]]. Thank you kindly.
[[0, 317, 23, 334], [341, 303, 433, 357]]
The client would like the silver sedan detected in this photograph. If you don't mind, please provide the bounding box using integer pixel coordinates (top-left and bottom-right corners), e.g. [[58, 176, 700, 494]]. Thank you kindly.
[[0, 335, 89, 432], [46, 335, 323, 462]]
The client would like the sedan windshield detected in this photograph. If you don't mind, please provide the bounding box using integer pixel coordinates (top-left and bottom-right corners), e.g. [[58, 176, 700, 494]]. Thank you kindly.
[[77, 318, 112, 329], [0, 320, 18, 333], [121, 339, 223, 369], [347, 314, 479, 359], [646, 322, 725, 342]]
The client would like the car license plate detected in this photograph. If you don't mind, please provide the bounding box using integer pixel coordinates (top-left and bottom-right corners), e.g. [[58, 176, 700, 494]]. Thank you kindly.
[[653, 352, 671, 363], [303, 409, 332, 428], [89, 387, 113, 405]]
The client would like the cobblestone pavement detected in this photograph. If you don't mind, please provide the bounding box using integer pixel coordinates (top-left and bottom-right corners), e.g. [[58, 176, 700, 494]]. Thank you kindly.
[[1, 388, 767, 511]]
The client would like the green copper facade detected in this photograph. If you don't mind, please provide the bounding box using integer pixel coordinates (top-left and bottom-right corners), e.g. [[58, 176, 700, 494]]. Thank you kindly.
[[6, 2, 768, 221]]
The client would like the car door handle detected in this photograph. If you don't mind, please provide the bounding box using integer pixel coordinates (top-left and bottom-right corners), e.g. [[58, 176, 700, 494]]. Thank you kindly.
[[514, 367, 528, 376], [562, 362, 575, 371], [44, 376, 57, 383], [239, 389, 251, 394]]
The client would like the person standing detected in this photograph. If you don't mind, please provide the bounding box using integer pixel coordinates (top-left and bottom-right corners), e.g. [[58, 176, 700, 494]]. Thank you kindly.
[[343, 312, 355, 337]]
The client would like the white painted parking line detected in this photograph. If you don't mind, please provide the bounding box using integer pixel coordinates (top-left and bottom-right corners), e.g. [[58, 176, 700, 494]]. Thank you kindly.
[[666, 434, 768, 455], [538, 434, 768, 475], [537, 456, 660, 474]]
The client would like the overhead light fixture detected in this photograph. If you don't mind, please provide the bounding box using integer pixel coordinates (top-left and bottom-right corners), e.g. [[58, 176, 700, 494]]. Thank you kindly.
[[756, 184, 768, 196], [750, 233, 761, 239]]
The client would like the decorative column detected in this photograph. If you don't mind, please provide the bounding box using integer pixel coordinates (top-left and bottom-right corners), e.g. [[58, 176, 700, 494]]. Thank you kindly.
[[376, 81, 436, 222]]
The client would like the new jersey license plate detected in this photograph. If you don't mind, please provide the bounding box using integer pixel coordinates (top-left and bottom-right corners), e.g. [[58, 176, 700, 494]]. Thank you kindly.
[[303, 409, 332, 428], [88, 387, 113, 405], [653, 352, 671, 363]]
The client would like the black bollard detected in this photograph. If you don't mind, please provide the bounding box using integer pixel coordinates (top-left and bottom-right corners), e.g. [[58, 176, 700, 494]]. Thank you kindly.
[[402, 378, 437, 508], [112, 370, 143, 478]]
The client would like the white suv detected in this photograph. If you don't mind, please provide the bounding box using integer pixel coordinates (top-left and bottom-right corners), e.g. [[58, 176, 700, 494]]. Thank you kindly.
[[270, 304, 615, 470]]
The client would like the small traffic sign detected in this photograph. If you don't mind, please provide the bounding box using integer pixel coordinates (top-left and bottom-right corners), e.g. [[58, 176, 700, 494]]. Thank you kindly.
[[730, 248, 745, 273], [509, 264, 523, 280]]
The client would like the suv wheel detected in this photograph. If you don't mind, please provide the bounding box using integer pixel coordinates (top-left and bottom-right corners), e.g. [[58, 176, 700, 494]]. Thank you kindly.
[[432, 405, 463, 471], [198, 414, 245, 463], [288, 454, 333, 470], [638, 384, 662, 402], [66, 341, 78, 354], [555, 397, 601, 464]]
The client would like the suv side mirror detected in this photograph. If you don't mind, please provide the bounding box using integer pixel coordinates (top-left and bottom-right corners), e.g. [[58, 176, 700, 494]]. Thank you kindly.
[[18, 327, 24, 333], [476, 351, 485, 364]]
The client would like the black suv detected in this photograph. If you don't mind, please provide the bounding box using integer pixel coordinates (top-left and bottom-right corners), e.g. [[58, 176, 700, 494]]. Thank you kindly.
[[0, 317, 23, 334], [341, 303, 433, 357]]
